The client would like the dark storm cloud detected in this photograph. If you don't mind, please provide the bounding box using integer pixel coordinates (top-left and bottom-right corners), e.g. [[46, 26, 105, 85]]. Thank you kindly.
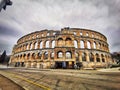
[[0, 24, 21, 36]]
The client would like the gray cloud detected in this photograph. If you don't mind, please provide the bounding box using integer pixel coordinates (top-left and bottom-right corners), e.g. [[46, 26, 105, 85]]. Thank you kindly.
[[0, 0, 120, 54]]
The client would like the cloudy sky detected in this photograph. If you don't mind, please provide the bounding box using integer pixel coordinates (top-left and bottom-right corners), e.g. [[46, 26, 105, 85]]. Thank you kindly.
[[0, 0, 120, 54]]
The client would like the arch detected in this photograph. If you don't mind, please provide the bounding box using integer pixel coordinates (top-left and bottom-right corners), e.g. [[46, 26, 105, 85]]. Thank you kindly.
[[47, 33, 50, 36], [57, 51, 63, 58], [20, 54, 22, 59], [27, 53, 30, 59], [34, 42, 38, 49], [92, 33, 94, 37], [80, 32, 82, 36], [45, 40, 50, 48], [26, 43, 29, 50], [93, 41, 96, 49], [32, 53, 35, 59], [66, 51, 72, 59], [89, 53, 94, 62], [44, 52, 48, 59], [66, 37, 72, 46], [40, 41, 43, 49], [87, 41, 91, 49], [74, 32, 76, 35], [51, 52, 54, 59], [101, 54, 105, 62], [80, 40, 84, 48], [74, 40, 78, 48], [58, 38, 63, 41], [23, 54, 26, 59], [52, 40, 55, 48], [30, 43, 32, 50], [58, 38, 63, 46], [53, 32, 56, 35], [82, 52, 86, 61], [96, 53, 100, 62], [86, 32, 89, 36], [38, 52, 42, 59], [98, 42, 101, 49]]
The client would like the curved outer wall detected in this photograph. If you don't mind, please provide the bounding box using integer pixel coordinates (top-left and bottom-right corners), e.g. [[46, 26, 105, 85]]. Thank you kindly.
[[10, 27, 112, 69]]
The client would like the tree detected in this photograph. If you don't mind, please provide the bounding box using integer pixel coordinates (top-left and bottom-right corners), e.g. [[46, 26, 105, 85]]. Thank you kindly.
[[0, 50, 6, 63]]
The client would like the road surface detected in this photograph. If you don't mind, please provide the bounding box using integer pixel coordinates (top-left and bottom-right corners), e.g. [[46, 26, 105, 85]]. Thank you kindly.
[[0, 68, 120, 90]]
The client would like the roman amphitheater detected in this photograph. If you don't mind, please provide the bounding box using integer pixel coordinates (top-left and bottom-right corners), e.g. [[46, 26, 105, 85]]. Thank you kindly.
[[10, 27, 112, 69]]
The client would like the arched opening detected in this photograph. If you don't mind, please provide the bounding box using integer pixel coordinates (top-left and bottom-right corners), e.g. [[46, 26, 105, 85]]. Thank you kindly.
[[44, 52, 48, 59], [23, 54, 26, 60], [86, 32, 89, 36], [82, 53, 86, 61], [93, 41, 96, 49], [87, 41, 91, 49], [102, 44, 104, 49], [92, 33, 94, 37], [47, 33, 49, 36], [18, 55, 20, 60], [80, 32, 82, 36], [96, 53, 100, 62], [45, 41, 50, 48], [57, 51, 63, 58], [66, 51, 72, 59], [101, 54, 105, 62], [52, 40, 55, 48], [58, 38, 63, 46], [34, 42, 38, 49], [40, 41, 43, 49], [20, 54, 22, 59], [74, 40, 78, 48], [38, 52, 42, 59], [30, 43, 32, 50], [98, 43, 101, 49], [53, 32, 56, 35], [51, 52, 54, 59], [27, 53, 30, 59], [32, 53, 35, 59], [74, 32, 76, 35], [26, 44, 29, 50], [66, 37, 72, 46], [80, 40, 84, 48], [89, 53, 94, 62]]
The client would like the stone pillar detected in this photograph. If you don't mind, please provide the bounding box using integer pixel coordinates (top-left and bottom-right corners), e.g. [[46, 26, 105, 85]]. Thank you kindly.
[[84, 41, 87, 48], [96, 43, 99, 49], [41, 51, 44, 60], [48, 51, 51, 60], [25, 62, 28, 68], [37, 42, 40, 49], [49, 40, 52, 48], [93, 54, 96, 62], [37, 62, 40, 68], [91, 41, 94, 49], [78, 41, 80, 48], [43, 41, 45, 48], [79, 52, 82, 62], [86, 52, 90, 62]]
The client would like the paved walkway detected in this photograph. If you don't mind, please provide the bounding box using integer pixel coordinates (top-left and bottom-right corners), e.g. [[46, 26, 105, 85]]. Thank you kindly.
[[98, 67, 120, 72], [0, 65, 24, 90], [0, 74, 24, 90]]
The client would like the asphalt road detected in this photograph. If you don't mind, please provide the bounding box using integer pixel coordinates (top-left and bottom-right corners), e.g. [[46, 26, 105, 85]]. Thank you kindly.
[[0, 68, 120, 90]]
